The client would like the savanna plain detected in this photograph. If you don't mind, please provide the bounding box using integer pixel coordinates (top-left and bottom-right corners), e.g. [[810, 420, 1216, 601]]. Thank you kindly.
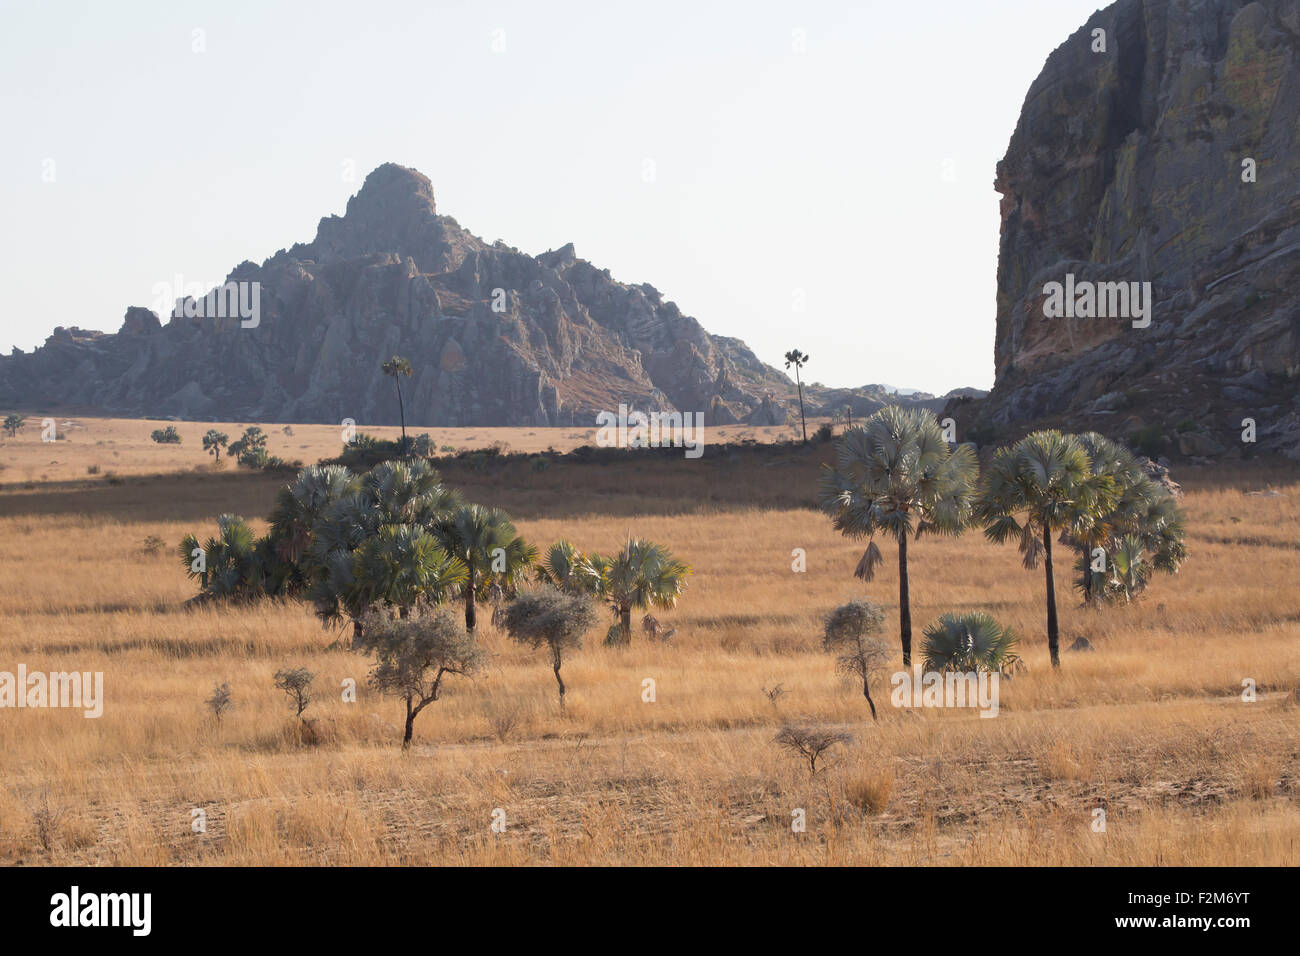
[[1, 416, 1297, 865]]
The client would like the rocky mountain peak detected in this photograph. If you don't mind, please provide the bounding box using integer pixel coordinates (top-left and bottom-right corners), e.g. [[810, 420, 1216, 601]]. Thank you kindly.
[[335, 163, 438, 234], [308, 163, 449, 269], [0, 164, 797, 427]]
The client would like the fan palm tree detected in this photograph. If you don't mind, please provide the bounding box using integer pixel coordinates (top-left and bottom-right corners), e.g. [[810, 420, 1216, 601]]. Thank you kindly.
[[305, 459, 462, 640], [818, 405, 978, 667], [784, 349, 810, 443], [535, 539, 602, 595], [1064, 433, 1187, 605], [268, 464, 359, 568], [362, 458, 461, 526], [1104, 534, 1149, 602], [921, 612, 1022, 674], [975, 430, 1117, 668], [179, 514, 278, 601], [435, 504, 535, 632], [1137, 492, 1188, 578], [481, 533, 540, 600], [202, 429, 229, 462], [352, 524, 468, 617], [590, 537, 690, 645], [381, 355, 414, 455]]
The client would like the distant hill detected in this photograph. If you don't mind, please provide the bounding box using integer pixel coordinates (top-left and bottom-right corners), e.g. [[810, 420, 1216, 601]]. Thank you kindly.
[[0, 163, 983, 427]]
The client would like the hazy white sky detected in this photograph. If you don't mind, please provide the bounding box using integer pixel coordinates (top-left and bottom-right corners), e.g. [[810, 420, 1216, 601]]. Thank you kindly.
[[0, 0, 1104, 393]]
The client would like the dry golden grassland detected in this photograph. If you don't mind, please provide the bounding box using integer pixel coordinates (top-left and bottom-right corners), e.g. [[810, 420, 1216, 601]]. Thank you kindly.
[[0, 415, 801, 484], [0, 416, 1297, 865]]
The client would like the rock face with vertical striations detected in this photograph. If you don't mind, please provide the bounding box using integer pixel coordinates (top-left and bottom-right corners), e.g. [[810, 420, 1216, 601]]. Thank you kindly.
[[0, 163, 799, 427], [966, 0, 1300, 459]]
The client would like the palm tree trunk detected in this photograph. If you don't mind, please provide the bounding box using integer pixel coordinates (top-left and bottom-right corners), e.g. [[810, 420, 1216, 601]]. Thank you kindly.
[[465, 579, 477, 632], [395, 379, 407, 455], [795, 369, 807, 443], [620, 606, 632, 645], [898, 530, 912, 668], [1044, 526, 1060, 668], [1081, 547, 1095, 606], [862, 676, 878, 721]]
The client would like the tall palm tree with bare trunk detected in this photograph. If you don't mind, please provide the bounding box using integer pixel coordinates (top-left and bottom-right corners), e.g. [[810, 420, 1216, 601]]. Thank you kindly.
[[818, 405, 978, 667], [975, 430, 1117, 668], [784, 350, 809, 443], [435, 504, 536, 633], [382, 355, 413, 455]]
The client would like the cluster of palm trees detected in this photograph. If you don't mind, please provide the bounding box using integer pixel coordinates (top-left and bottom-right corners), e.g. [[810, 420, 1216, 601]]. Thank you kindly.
[[179, 459, 690, 648], [535, 538, 691, 645], [818, 406, 1187, 669]]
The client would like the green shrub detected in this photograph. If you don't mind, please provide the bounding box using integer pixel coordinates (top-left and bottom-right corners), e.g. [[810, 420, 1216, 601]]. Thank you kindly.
[[920, 612, 1021, 674], [229, 426, 269, 468]]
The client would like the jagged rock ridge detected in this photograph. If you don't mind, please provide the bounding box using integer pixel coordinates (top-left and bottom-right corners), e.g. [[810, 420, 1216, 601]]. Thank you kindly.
[[1, 164, 803, 427]]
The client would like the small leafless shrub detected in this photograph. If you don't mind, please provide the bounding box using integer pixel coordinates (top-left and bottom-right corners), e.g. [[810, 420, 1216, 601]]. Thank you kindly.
[[775, 725, 851, 776], [489, 706, 522, 743], [762, 683, 786, 709], [206, 682, 233, 723], [273, 667, 315, 718], [28, 789, 65, 851]]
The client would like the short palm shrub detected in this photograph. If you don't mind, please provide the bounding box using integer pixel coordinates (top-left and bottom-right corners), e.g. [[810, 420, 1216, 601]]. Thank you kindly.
[[920, 612, 1022, 675]]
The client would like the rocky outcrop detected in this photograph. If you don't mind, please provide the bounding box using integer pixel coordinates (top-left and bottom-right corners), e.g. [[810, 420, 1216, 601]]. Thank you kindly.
[[968, 0, 1300, 460], [0, 164, 799, 427], [804, 383, 986, 421], [120, 307, 161, 336]]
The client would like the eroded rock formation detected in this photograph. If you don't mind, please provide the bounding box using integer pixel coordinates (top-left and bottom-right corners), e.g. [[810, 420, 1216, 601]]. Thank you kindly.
[[970, 0, 1300, 459]]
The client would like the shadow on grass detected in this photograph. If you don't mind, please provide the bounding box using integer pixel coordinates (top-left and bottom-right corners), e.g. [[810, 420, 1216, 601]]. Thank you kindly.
[[4, 445, 1294, 526]]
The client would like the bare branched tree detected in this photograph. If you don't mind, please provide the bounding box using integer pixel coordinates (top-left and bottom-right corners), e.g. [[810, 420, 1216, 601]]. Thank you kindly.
[[823, 600, 892, 720], [502, 587, 597, 711], [357, 607, 485, 747], [273, 667, 315, 718], [206, 682, 233, 723], [775, 725, 851, 776], [762, 683, 787, 710]]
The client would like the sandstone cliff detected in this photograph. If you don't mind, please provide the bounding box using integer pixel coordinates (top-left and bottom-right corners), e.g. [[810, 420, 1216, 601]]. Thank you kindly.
[[970, 0, 1300, 460]]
